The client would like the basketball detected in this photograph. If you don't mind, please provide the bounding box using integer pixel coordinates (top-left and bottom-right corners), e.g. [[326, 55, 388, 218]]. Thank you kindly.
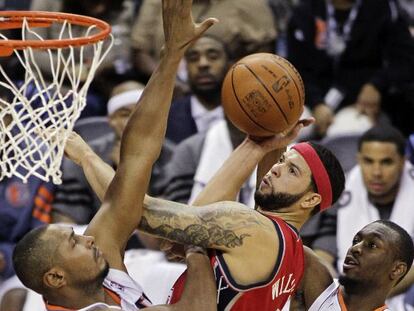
[[221, 53, 305, 137]]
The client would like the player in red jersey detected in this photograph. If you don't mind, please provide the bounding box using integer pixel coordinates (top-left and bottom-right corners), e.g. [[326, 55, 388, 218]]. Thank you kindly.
[[65, 118, 345, 310], [162, 137, 345, 311]]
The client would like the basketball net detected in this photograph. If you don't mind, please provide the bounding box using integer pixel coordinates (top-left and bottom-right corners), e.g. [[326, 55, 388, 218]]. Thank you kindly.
[[0, 12, 112, 184]]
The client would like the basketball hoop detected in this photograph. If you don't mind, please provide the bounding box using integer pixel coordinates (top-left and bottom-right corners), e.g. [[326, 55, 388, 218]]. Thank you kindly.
[[0, 11, 113, 184]]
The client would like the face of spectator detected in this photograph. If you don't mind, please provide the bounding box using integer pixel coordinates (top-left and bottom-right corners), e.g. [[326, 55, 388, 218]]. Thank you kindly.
[[108, 105, 135, 140], [340, 222, 403, 290], [185, 36, 229, 97], [358, 142, 404, 201]]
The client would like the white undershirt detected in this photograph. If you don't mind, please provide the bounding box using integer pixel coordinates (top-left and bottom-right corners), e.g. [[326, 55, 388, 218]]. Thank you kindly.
[[190, 95, 224, 133]]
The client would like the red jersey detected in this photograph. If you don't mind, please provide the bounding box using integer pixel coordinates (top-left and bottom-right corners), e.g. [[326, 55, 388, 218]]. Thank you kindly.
[[168, 214, 305, 310]]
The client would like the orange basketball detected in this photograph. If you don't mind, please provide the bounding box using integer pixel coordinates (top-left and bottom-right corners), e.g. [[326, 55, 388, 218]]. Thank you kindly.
[[221, 53, 305, 136]]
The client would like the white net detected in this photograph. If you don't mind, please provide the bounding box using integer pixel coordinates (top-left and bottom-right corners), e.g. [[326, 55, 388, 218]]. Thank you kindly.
[[0, 16, 112, 184]]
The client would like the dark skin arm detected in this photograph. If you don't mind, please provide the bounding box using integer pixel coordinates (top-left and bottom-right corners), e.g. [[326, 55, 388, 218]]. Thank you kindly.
[[290, 246, 333, 310], [80, 0, 216, 271], [146, 249, 217, 311]]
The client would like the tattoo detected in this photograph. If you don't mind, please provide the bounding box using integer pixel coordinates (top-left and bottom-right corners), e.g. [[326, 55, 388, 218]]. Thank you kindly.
[[140, 217, 250, 248], [139, 200, 268, 248]]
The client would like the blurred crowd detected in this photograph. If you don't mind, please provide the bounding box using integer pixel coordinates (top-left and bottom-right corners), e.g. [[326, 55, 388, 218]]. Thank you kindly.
[[1, 0, 414, 310]]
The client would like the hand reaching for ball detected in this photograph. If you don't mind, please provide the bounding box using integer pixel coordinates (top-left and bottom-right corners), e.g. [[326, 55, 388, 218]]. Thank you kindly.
[[247, 118, 315, 154]]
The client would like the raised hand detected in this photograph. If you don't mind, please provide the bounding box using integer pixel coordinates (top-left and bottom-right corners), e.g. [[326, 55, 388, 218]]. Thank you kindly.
[[162, 0, 218, 55], [64, 131, 94, 167], [247, 118, 315, 154]]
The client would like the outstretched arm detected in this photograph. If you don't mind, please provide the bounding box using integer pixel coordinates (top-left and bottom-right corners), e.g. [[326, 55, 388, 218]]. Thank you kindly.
[[64, 132, 114, 203], [84, 0, 217, 269]]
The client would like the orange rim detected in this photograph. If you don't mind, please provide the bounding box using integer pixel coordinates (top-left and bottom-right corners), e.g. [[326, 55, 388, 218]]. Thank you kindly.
[[0, 11, 111, 56]]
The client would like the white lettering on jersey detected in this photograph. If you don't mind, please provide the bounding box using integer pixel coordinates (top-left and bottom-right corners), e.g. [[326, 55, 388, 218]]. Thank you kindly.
[[272, 273, 296, 300], [217, 276, 229, 304]]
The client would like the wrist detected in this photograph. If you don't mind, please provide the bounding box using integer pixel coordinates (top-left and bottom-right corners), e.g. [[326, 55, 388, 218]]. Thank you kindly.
[[241, 138, 267, 159], [81, 149, 99, 167], [161, 48, 184, 65], [186, 249, 209, 263], [185, 245, 208, 256]]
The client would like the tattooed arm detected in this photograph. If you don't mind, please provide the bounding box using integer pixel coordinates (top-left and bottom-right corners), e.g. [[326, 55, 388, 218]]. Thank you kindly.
[[140, 196, 280, 284]]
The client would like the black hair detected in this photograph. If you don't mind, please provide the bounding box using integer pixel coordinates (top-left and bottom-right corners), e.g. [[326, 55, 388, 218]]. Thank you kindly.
[[308, 142, 345, 212], [358, 125, 406, 156], [374, 220, 414, 279], [184, 34, 231, 60], [12, 225, 59, 294], [62, 0, 123, 18]]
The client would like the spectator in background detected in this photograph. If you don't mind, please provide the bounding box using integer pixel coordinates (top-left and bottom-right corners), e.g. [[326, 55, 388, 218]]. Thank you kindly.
[[0, 94, 54, 311], [399, 0, 414, 35], [105, 81, 175, 196], [29, 0, 139, 115], [268, 0, 298, 57], [407, 133, 414, 165], [0, 0, 31, 10], [131, 0, 277, 82], [0, 176, 54, 311], [308, 125, 414, 308], [162, 118, 251, 205], [287, 0, 414, 138], [166, 35, 230, 144]]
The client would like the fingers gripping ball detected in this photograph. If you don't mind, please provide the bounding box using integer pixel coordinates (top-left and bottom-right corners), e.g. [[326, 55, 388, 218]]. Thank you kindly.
[[221, 53, 305, 136]]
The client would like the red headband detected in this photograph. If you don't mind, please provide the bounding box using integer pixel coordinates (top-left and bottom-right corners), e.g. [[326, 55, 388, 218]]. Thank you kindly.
[[291, 142, 332, 211]]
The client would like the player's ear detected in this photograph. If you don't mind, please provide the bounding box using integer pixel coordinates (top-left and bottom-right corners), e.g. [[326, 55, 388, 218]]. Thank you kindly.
[[390, 261, 407, 281], [44, 268, 66, 289], [300, 193, 321, 209]]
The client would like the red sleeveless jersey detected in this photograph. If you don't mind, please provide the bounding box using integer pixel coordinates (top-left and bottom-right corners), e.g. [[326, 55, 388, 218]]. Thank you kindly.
[[168, 214, 305, 310]]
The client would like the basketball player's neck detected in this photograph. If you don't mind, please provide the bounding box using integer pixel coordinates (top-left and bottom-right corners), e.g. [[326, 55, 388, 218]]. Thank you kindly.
[[341, 285, 388, 311], [331, 0, 354, 10], [46, 286, 106, 309], [257, 208, 306, 230]]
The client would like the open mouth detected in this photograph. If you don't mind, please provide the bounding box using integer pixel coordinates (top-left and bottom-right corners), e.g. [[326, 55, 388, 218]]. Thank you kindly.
[[263, 176, 271, 186], [343, 255, 359, 270]]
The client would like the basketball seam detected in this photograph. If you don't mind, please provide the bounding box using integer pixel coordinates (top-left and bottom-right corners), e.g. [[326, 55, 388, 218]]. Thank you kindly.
[[230, 66, 274, 134], [270, 56, 305, 107], [242, 64, 289, 125]]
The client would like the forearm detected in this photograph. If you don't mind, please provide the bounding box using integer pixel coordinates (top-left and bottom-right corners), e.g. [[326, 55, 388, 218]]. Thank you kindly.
[[121, 51, 182, 161], [81, 151, 115, 202], [140, 196, 266, 250], [175, 252, 217, 311], [192, 139, 265, 205]]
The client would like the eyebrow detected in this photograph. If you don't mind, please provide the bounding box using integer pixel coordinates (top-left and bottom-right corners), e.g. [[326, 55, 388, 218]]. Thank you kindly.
[[360, 232, 385, 242], [289, 161, 302, 175]]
